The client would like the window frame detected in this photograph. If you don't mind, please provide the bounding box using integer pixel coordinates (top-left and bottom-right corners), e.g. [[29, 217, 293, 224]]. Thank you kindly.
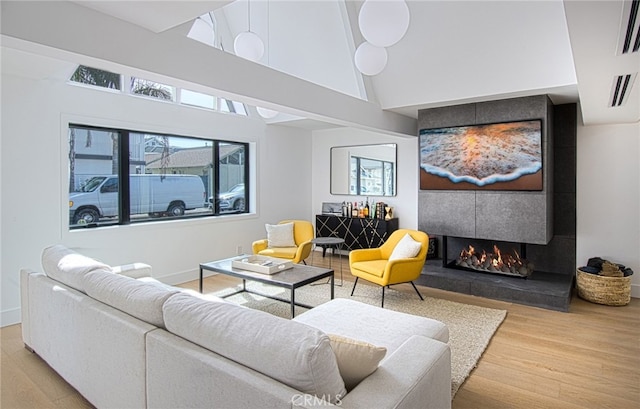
[[68, 123, 250, 230], [67, 65, 249, 117], [69, 65, 122, 91], [128, 76, 176, 102]]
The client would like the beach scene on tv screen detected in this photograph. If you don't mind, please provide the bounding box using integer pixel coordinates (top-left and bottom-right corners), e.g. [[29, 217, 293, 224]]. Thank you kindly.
[[419, 120, 543, 191]]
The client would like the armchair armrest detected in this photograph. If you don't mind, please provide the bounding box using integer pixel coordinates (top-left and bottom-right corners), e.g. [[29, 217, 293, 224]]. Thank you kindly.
[[252, 239, 268, 254], [111, 263, 152, 279], [340, 335, 451, 409], [349, 248, 382, 263], [385, 257, 426, 283], [295, 240, 313, 263]]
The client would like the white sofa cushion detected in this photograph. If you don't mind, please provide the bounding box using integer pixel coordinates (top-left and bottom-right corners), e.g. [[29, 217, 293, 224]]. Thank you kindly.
[[84, 269, 178, 328], [111, 262, 152, 278], [294, 298, 449, 350], [163, 293, 347, 403], [41, 244, 110, 292], [25, 270, 155, 409]]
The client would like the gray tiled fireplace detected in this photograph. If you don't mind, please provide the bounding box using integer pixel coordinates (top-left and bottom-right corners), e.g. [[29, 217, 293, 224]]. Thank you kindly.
[[417, 235, 574, 311], [417, 98, 576, 311]]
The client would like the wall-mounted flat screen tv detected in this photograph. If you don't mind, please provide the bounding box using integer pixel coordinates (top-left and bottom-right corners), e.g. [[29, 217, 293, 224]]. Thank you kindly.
[[419, 119, 543, 191]]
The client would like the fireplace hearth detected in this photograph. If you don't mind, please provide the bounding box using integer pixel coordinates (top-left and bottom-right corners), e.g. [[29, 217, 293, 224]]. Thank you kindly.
[[418, 235, 575, 311], [418, 259, 574, 311]]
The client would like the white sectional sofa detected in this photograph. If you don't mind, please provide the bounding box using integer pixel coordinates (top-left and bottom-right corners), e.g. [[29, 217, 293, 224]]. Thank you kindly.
[[20, 245, 451, 408]]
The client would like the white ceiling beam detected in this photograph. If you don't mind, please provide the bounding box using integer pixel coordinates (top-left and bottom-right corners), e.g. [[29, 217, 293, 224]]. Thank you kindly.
[[70, 0, 235, 33], [1, 0, 416, 137]]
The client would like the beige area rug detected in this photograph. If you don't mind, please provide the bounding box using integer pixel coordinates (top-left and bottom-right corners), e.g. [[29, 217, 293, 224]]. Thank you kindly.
[[213, 280, 507, 397]]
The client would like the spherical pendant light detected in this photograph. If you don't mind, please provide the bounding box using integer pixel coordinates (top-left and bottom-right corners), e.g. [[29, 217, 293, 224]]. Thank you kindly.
[[189, 17, 215, 47], [256, 107, 279, 119], [354, 42, 388, 76], [234, 31, 264, 62], [358, 0, 410, 48]]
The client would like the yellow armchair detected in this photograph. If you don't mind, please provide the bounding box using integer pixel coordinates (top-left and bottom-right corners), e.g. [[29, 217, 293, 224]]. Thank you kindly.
[[349, 229, 429, 307], [252, 220, 314, 264]]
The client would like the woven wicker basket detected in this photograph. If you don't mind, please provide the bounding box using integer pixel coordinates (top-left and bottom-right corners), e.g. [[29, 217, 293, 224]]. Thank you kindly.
[[576, 268, 631, 306]]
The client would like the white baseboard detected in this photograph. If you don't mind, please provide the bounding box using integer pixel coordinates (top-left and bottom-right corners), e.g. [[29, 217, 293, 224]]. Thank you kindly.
[[156, 268, 218, 286], [1, 307, 21, 327], [631, 283, 640, 299]]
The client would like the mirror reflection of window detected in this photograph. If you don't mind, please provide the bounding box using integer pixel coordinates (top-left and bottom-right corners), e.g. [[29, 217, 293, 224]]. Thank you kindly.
[[332, 144, 396, 197], [350, 157, 357, 194], [361, 158, 383, 195], [350, 157, 389, 195], [384, 162, 395, 195]]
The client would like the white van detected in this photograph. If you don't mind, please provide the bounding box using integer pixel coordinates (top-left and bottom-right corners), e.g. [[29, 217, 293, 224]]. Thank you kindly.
[[69, 174, 206, 225]]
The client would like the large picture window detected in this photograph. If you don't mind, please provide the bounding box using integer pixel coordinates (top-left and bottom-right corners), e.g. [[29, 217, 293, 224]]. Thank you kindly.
[[68, 124, 249, 229]]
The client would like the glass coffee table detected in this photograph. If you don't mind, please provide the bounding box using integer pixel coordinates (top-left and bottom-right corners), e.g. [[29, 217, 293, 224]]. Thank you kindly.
[[199, 256, 334, 318]]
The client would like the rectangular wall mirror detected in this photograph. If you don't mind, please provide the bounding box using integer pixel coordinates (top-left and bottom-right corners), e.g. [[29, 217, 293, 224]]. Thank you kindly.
[[330, 144, 397, 196]]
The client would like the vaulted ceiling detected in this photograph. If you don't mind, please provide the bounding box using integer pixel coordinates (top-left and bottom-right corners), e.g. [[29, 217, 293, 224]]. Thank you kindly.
[[2, 0, 638, 131]]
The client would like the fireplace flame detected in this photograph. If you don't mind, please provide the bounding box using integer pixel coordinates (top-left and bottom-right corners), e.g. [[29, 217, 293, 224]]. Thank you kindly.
[[457, 244, 533, 277]]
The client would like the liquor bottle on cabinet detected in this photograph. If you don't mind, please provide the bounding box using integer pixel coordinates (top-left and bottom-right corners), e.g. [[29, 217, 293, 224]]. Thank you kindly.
[[315, 214, 399, 250]]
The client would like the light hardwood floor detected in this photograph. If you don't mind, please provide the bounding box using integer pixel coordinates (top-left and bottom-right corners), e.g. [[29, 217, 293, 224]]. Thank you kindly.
[[2, 254, 639, 409]]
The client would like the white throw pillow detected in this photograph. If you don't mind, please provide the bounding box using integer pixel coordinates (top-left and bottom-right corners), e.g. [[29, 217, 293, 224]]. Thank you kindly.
[[328, 334, 387, 391], [389, 233, 422, 261], [266, 222, 296, 247]]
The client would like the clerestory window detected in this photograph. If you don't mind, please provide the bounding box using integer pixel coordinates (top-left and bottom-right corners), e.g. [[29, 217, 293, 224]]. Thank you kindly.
[[70, 65, 121, 90], [68, 65, 248, 116]]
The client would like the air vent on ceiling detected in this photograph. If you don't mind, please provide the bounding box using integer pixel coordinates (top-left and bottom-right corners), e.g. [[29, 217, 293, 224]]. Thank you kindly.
[[617, 0, 639, 54], [609, 73, 637, 107]]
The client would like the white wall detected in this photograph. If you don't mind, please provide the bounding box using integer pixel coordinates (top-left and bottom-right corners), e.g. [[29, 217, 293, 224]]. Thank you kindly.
[[576, 120, 640, 298], [311, 127, 418, 229], [0, 52, 313, 326]]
